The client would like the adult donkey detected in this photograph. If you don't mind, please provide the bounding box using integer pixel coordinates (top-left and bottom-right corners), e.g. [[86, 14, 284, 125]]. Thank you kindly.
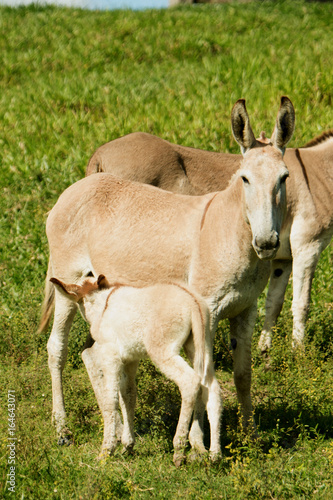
[[87, 118, 333, 352], [40, 97, 295, 451]]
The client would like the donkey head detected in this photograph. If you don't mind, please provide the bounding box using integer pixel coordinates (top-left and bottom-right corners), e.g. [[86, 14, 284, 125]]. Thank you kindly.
[[231, 96, 295, 260]]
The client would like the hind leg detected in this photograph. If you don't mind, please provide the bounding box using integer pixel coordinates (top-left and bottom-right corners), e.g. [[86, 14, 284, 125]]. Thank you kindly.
[[150, 350, 201, 466], [119, 360, 139, 453], [47, 290, 77, 443], [202, 355, 222, 460], [184, 338, 206, 456], [186, 337, 222, 461]]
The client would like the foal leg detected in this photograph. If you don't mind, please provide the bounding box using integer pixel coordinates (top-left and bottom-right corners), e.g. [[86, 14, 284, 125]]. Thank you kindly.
[[258, 259, 292, 353], [119, 360, 139, 453], [151, 351, 202, 466], [202, 360, 222, 460], [82, 344, 105, 412], [82, 342, 123, 442], [184, 338, 206, 456], [47, 290, 77, 443], [94, 346, 123, 459], [230, 304, 257, 431]]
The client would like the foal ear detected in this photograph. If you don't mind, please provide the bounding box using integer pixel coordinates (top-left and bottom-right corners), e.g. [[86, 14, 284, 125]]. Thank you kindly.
[[231, 99, 257, 155], [97, 274, 110, 289], [270, 96, 295, 155], [50, 277, 81, 301]]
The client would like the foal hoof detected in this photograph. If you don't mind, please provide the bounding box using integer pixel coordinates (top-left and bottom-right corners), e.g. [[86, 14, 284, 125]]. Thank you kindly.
[[209, 451, 222, 463], [173, 451, 186, 467], [187, 448, 207, 464], [97, 449, 112, 461], [97, 443, 118, 461]]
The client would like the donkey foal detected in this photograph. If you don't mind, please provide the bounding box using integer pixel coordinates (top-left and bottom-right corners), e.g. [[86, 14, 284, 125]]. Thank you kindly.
[[51, 275, 222, 466]]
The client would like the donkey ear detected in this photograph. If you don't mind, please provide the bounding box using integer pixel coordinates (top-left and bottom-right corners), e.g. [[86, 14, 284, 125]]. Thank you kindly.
[[97, 274, 110, 289], [270, 96, 295, 155], [50, 277, 81, 301], [231, 99, 257, 155]]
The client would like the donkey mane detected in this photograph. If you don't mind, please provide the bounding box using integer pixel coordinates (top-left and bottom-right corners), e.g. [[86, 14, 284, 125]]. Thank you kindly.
[[302, 129, 333, 148]]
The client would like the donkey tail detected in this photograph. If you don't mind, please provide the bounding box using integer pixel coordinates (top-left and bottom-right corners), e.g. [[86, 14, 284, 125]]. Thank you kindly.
[[37, 259, 55, 334], [191, 294, 209, 380]]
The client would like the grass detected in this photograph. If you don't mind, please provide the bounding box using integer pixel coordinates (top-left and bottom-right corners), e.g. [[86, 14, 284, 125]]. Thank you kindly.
[[0, 0, 332, 498]]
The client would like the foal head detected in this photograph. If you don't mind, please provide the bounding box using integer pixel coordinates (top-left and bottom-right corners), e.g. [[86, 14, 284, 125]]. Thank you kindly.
[[50, 274, 111, 323], [231, 96, 295, 260]]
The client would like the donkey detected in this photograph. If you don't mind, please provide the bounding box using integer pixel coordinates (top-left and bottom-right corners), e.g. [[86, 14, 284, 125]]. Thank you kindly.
[[39, 97, 295, 450], [87, 121, 333, 352], [50, 274, 222, 465]]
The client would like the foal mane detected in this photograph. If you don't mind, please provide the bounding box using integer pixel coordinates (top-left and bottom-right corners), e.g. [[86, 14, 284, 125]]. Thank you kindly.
[[302, 129, 333, 148]]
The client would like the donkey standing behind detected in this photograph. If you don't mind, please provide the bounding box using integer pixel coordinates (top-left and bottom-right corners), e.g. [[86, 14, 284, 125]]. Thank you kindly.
[[50, 274, 222, 465], [39, 97, 295, 451], [87, 120, 333, 351]]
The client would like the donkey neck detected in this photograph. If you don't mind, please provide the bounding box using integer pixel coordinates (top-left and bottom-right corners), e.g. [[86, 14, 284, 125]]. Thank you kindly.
[[191, 177, 266, 310]]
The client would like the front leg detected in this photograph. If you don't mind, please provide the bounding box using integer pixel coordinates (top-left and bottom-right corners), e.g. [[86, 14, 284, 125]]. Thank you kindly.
[[291, 242, 322, 348], [258, 259, 292, 353], [84, 343, 122, 459], [230, 304, 257, 430], [47, 291, 77, 443]]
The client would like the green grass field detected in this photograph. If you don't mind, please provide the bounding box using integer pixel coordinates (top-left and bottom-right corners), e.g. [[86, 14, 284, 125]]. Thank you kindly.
[[1, 1, 332, 498]]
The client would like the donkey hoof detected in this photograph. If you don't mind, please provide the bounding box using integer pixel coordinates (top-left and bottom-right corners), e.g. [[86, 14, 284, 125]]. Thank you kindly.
[[57, 430, 73, 446], [58, 436, 72, 446], [121, 444, 134, 456]]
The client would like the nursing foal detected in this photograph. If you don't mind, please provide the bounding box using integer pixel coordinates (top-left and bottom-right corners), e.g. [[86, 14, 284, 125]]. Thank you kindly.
[[51, 275, 222, 465]]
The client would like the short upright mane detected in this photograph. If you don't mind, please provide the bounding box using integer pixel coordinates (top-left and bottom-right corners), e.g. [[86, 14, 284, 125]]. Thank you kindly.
[[302, 129, 333, 148]]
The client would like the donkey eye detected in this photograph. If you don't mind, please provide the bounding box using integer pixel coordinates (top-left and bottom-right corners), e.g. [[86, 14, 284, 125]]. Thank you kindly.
[[241, 176, 250, 185]]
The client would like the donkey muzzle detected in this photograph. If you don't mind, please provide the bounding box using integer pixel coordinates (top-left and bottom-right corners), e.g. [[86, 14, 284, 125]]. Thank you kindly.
[[254, 232, 280, 260]]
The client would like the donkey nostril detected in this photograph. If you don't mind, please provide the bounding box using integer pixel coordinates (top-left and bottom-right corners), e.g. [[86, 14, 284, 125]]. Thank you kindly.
[[255, 233, 280, 250]]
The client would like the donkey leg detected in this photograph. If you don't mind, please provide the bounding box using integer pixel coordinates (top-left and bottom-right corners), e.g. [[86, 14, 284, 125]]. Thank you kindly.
[[230, 305, 257, 431], [47, 290, 77, 443], [291, 242, 322, 348], [151, 352, 202, 466], [119, 360, 139, 453], [258, 259, 292, 352]]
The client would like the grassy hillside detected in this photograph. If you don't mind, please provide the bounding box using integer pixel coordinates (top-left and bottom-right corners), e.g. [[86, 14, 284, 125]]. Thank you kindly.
[[0, 1, 332, 498]]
